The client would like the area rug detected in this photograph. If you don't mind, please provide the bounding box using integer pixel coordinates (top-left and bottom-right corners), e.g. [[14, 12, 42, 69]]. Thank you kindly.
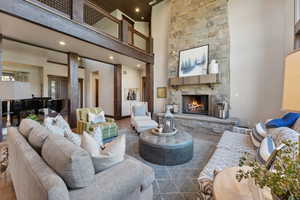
[[120, 128, 220, 200]]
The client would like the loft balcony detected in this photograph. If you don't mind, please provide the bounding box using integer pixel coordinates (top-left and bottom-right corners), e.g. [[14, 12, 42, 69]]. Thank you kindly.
[[0, 0, 154, 63]]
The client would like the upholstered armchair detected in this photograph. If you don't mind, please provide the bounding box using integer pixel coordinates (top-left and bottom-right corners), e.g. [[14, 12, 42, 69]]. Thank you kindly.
[[76, 108, 118, 140], [131, 102, 158, 133]]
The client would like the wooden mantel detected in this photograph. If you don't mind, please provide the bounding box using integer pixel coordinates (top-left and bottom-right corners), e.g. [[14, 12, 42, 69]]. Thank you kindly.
[[169, 74, 220, 87]]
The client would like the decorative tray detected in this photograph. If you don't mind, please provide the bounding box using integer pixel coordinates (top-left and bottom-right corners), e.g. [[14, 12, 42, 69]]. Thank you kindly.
[[151, 128, 178, 137]]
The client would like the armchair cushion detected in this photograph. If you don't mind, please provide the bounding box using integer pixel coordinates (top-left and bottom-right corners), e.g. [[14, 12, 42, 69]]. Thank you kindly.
[[133, 104, 147, 116], [88, 111, 106, 124]]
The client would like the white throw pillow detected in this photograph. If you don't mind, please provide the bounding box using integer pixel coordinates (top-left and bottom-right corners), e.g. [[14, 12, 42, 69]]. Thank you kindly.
[[81, 132, 100, 156], [93, 127, 103, 149], [258, 136, 275, 164], [64, 128, 81, 146], [92, 135, 126, 173], [88, 111, 106, 124], [44, 123, 65, 136]]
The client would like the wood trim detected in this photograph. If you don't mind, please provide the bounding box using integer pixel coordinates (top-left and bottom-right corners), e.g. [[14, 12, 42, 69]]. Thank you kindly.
[[114, 64, 122, 120], [68, 53, 79, 128], [47, 60, 85, 69], [84, 0, 121, 24], [0, 34, 3, 141], [146, 63, 154, 114], [0, 0, 154, 64]]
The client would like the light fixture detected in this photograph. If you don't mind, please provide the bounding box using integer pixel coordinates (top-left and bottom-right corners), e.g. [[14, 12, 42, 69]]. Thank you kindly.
[[135, 7, 140, 13], [141, 16, 145, 20], [59, 41, 66, 46], [137, 64, 141, 68], [109, 56, 114, 60]]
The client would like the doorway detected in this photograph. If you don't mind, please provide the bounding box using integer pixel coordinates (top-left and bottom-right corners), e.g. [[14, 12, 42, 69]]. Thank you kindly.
[[95, 78, 99, 107]]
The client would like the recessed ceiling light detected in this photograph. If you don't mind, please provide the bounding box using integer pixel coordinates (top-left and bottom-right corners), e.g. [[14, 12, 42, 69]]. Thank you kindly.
[[135, 8, 140, 13], [109, 56, 114, 60], [141, 16, 145, 20], [59, 41, 66, 46], [137, 64, 141, 68]]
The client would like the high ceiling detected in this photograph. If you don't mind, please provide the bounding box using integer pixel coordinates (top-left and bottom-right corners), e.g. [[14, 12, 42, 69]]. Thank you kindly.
[[92, 0, 163, 22]]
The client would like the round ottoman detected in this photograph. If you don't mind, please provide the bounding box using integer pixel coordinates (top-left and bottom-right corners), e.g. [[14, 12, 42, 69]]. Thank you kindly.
[[139, 130, 193, 166]]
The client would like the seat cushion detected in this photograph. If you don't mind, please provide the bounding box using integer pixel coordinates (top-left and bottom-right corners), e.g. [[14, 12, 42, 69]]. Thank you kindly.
[[133, 105, 147, 116], [42, 134, 95, 189], [18, 119, 41, 138], [28, 125, 51, 153]]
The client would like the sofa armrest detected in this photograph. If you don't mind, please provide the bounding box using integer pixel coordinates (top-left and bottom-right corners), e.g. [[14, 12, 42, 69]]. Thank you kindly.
[[69, 158, 147, 200], [77, 120, 91, 134]]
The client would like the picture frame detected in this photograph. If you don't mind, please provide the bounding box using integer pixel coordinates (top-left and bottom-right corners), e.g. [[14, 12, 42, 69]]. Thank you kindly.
[[125, 88, 139, 101], [157, 87, 167, 98], [178, 44, 209, 77]]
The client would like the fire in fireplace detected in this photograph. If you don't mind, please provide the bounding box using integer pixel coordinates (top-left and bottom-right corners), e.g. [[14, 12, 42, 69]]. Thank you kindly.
[[182, 95, 209, 115]]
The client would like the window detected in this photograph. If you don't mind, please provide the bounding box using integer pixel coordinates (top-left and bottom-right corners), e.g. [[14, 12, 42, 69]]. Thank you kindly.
[[1, 71, 29, 82]]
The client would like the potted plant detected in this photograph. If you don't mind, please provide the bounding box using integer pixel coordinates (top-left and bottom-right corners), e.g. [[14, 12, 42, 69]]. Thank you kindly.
[[236, 140, 300, 200], [26, 114, 39, 122]]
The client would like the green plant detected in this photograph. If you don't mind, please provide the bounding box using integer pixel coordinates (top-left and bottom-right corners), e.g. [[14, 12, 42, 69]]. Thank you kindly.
[[236, 140, 300, 200], [26, 114, 39, 122]]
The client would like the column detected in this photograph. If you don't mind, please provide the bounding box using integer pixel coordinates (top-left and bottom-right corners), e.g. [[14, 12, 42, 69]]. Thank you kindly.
[[68, 53, 79, 129], [146, 63, 154, 114], [114, 64, 122, 120]]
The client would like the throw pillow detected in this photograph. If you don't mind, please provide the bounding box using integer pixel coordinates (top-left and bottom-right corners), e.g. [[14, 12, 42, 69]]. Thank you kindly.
[[42, 134, 95, 189], [250, 122, 268, 148], [88, 111, 106, 124], [81, 132, 100, 156], [92, 135, 126, 173], [64, 129, 81, 146], [28, 125, 51, 153], [257, 136, 276, 164], [44, 121, 65, 136], [18, 119, 41, 138], [292, 117, 300, 133], [133, 104, 146, 116], [93, 127, 103, 149], [271, 127, 299, 147], [266, 112, 300, 128]]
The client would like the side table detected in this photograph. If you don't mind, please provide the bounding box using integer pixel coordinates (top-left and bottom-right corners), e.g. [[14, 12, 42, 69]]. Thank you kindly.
[[213, 167, 272, 200]]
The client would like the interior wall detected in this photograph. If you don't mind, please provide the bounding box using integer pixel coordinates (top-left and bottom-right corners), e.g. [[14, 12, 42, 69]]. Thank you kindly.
[[122, 65, 142, 116], [151, 0, 170, 113], [228, 0, 294, 125]]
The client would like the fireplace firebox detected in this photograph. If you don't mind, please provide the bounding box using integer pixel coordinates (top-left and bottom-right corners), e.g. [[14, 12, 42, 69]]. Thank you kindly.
[[182, 95, 209, 115]]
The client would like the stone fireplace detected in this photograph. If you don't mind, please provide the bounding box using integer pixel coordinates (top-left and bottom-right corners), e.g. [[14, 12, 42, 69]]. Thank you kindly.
[[182, 95, 209, 115]]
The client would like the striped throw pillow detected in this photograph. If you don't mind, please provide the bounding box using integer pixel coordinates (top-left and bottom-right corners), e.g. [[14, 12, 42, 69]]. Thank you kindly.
[[250, 122, 268, 147], [257, 136, 275, 164]]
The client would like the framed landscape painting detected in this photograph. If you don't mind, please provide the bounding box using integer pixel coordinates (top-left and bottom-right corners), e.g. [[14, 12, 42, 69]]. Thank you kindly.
[[178, 45, 209, 77]]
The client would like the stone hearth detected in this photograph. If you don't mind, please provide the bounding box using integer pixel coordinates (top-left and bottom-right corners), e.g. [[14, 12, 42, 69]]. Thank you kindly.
[[156, 113, 239, 135]]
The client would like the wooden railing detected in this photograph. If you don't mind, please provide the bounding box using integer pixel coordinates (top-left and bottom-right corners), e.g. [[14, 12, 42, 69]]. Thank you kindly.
[[24, 0, 153, 54]]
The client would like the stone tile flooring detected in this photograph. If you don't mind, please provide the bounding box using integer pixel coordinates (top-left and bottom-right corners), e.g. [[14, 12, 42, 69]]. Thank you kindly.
[[121, 128, 220, 200]]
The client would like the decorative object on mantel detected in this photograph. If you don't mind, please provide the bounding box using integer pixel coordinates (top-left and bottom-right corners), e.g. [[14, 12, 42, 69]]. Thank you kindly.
[[157, 87, 167, 98], [179, 44, 209, 77], [209, 59, 219, 74], [165, 104, 179, 113], [215, 101, 229, 119]]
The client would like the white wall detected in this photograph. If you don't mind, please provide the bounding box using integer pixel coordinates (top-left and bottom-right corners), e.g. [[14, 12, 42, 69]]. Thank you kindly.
[[151, 0, 170, 113], [122, 65, 142, 116], [228, 0, 294, 125]]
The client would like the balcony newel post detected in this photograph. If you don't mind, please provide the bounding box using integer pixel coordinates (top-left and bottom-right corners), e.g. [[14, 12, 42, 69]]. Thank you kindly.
[[121, 19, 129, 44], [72, 0, 84, 23]]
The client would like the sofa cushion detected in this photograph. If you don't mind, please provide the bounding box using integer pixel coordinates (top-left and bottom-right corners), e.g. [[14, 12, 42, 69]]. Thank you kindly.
[[91, 135, 126, 173], [270, 127, 299, 147], [257, 136, 275, 164], [18, 119, 41, 138], [266, 112, 300, 128], [68, 158, 146, 200], [42, 134, 95, 189], [64, 128, 81, 146], [28, 125, 51, 153]]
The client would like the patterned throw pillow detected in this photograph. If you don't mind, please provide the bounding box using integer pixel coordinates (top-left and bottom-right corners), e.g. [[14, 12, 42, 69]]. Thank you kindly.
[[88, 111, 106, 124], [250, 122, 268, 148], [257, 136, 275, 164]]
